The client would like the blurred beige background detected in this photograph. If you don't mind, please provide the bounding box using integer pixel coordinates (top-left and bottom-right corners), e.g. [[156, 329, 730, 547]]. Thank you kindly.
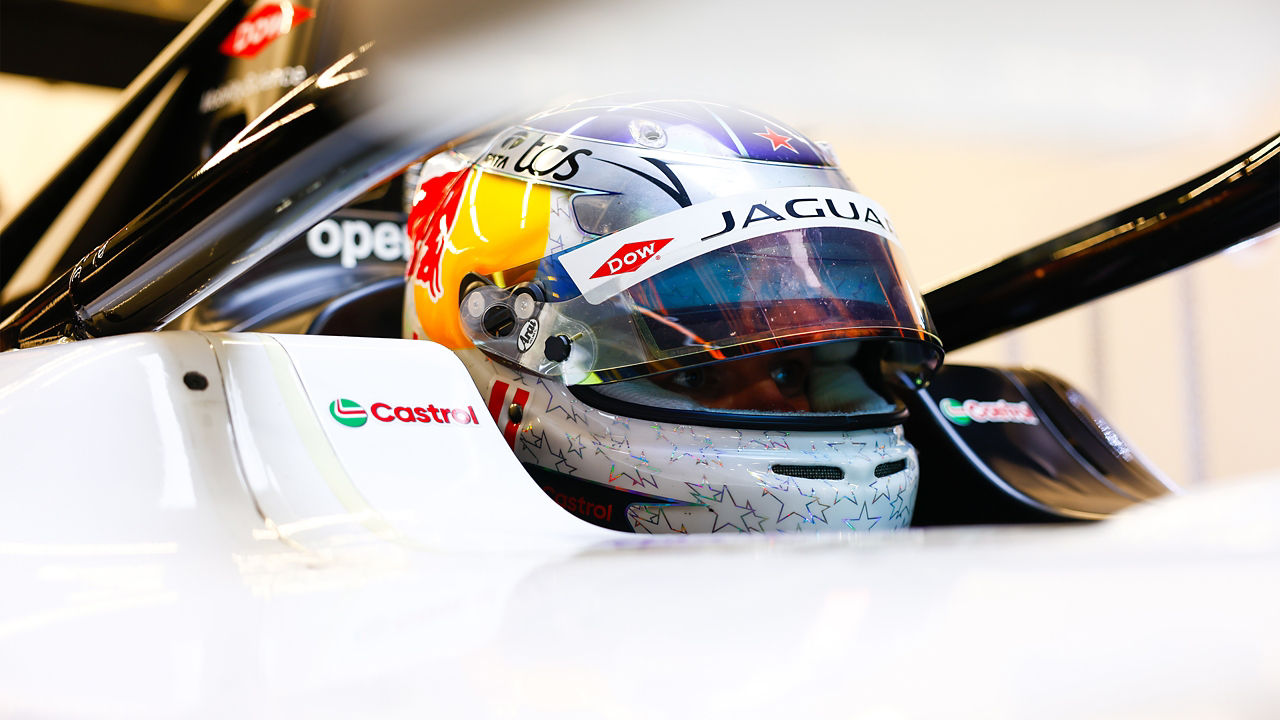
[[1, 0, 1277, 488], [839, 119, 1280, 488]]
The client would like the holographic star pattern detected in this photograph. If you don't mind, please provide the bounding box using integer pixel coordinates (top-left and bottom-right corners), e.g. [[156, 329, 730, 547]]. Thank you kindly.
[[682, 481, 765, 533], [629, 468, 660, 490], [760, 479, 821, 525], [868, 479, 891, 505], [628, 505, 692, 534], [518, 427, 548, 452], [888, 485, 909, 521], [844, 503, 883, 532], [539, 378, 590, 424], [804, 494, 833, 524], [497, 371, 916, 534], [564, 432, 586, 459], [549, 446, 578, 475], [494, 363, 528, 384]]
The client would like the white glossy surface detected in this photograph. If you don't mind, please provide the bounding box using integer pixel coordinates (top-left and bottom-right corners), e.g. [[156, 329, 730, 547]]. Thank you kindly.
[[211, 333, 609, 551], [1, 333, 1276, 718]]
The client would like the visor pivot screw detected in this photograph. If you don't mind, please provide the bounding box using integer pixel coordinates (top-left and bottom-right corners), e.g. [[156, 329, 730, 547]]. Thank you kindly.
[[513, 292, 537, 320], [544, 333, 577, 362], [628, 119, 667, 148]]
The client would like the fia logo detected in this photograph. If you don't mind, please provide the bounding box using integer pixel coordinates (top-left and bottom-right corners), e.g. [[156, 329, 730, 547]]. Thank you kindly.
[[483, 130, 593, 182], [500, 132, 529, 150]]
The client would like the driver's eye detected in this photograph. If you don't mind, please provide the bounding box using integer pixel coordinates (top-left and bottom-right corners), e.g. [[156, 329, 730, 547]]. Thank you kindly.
[[770, 360, 806, 396], [670, 368, 706, 390]]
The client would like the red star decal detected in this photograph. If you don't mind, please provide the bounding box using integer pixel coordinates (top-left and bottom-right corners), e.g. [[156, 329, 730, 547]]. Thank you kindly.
[[754, 126, 797, 153]]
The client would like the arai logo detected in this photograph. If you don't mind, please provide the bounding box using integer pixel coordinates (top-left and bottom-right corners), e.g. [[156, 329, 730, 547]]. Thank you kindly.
[[516, 318, 540, 353], [329, 398, 368, 427], [940, 398, 1039, 426]]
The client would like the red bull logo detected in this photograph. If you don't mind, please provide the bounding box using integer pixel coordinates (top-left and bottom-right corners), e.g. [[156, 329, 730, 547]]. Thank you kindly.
[[408, 167, 470, 302], [407, 162, 552, 349], [589, 238, 674, 279]]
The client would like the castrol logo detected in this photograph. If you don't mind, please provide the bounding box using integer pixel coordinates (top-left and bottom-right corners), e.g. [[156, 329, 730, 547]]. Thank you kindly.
[[327, 398, 481, 428], [939, 398, 1039, 427], [329, 398, 368, 427]]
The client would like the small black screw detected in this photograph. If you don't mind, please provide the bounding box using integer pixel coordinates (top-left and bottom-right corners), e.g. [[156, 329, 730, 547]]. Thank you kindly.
[[183, 371, 209, 391], [507, 403, 523, 423]]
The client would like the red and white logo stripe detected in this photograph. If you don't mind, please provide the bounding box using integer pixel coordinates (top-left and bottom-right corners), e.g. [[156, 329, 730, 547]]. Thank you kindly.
[[487, 380, 530, 448], [332, 401, 366, 420]]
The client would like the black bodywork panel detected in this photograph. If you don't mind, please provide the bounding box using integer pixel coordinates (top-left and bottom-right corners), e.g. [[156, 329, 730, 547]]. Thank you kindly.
[[907, 365, 1175, 525]]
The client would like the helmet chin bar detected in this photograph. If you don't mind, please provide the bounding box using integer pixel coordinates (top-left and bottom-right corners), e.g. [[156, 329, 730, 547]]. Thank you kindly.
[[460, 284, 597, 384]]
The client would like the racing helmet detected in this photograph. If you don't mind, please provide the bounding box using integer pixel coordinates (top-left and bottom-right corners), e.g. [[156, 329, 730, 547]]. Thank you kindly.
[[404, 97, 943, 533]]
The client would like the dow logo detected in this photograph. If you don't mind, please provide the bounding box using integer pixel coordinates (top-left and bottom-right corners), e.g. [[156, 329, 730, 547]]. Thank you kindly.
[[589, 237, 674, 279], [329, 398, 368, 428]]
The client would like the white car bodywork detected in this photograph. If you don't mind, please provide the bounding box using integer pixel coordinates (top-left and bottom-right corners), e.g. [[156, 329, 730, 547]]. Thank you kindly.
[[1, 332, 1276, 718]]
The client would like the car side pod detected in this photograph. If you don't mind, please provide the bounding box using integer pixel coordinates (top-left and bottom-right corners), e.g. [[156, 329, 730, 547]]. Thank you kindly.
[[904, 364, 1179, 525], [0, 331, 616, 555]]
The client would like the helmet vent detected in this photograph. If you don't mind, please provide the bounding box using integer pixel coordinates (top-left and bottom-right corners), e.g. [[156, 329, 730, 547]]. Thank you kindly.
[[481, 305, 516, 338], [771, 464, 844, 481], [874, 459, 908, 478]]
